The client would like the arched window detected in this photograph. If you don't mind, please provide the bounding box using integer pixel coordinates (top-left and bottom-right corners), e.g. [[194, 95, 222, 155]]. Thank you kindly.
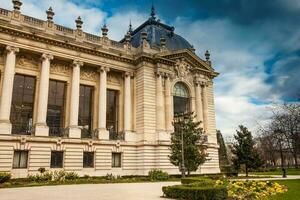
[[173, 82, 190, 114]]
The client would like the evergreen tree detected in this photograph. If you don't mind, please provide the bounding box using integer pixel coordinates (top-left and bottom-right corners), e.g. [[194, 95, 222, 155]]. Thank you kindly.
[[169, 112, 208, 176], [217, 130, 229, 166], [232, 125, 263, 176]]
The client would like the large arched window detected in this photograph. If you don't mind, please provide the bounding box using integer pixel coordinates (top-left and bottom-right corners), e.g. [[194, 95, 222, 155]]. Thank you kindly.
[[173, 82, 190, 114]]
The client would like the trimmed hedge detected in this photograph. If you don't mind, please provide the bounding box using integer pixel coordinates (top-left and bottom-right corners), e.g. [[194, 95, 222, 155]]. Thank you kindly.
[[162, 184, 227, 200], [0, 172, 11, 183], [181, 177, 212, 185]]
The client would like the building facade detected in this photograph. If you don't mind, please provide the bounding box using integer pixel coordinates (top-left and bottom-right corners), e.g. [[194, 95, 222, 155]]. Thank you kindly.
[[0, 1, 220, 178]]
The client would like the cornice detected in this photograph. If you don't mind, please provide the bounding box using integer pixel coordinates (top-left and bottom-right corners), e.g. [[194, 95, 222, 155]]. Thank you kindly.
[[0, 24, 135, 64]]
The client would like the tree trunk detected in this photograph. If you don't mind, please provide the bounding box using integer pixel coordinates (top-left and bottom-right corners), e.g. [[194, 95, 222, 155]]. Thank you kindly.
[[293, 153, 298, 168], [245, 165, 248, 177]]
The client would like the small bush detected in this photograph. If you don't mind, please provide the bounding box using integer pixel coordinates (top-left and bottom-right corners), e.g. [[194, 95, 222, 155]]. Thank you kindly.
[[38, 167, 46, 174], [28, 172, 52, 182], [181, 177, 211, 185], [105, 173, 116, 180], [162, 184, 227, 200], [148, 169, 169, 181], [65, 172, 79, 180], [0, 172, 11, 183], [83, 174, 90, 179], [53, 170, 66, 181]]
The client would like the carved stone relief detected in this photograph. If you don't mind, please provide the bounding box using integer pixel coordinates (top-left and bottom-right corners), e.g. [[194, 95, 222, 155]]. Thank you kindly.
[[107, 72, 121, 85], [80, 66, 97, 81], [175, 59, 190, 78], [16, 54, 39, 71], [50, 61, 70, 76]]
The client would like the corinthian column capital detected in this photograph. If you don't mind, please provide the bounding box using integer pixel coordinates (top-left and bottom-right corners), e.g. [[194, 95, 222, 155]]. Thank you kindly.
[[6, 46, 19, 54], [41, 53, 53, 61], [72, 60, 83, 67], [99, 66, 110, 73], [124, 71, 134, 78]]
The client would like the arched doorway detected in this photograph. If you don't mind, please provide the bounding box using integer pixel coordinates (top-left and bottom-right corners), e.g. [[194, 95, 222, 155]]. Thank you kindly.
[[173, 82, 190, 115]]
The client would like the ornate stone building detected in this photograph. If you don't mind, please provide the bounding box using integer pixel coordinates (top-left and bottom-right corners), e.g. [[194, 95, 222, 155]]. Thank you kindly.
[[0, 1, 220, 178]]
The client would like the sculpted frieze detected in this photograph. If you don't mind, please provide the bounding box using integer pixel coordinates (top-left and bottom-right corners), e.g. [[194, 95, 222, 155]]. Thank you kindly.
[[16, 54, 39, 71], [107, 72, 121, 85], [50, 62, 70, 76], [175, 59, 191, 78], [80, 67, 97, 81]]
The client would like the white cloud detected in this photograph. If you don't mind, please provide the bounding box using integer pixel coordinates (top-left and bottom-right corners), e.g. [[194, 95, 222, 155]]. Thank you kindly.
[[106, 11, 147, 41], [173, 18, 278, 136]]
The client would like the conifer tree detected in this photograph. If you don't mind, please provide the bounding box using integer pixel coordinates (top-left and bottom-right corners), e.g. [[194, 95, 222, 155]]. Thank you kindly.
[[169, 112, 208, 176], [217, 130, 230, 166], [232, 125, 263, 176]]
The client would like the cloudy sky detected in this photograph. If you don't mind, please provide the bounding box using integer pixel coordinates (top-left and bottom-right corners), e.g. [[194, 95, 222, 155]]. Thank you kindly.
[[1, 0, 299, 137]]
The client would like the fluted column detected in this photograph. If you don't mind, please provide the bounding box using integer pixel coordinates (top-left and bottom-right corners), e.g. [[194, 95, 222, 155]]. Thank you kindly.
[[165, 74, 172, 131], [156, 72, 164, 131], [202, 83, 209, 133], [68, 60, 83, 138], [124, 72, 132, 131], [0, 46, 19, 135], [195, 81, 203, 127], [97, 66, 109, 139], [35, 53, 53, 136]]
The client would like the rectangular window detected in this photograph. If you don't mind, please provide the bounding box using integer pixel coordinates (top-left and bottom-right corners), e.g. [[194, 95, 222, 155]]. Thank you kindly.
[[10, 74, 36, 134], [83, 152, 94, 168], [50, 151, 63, 168], [112, 152, 121, 168], [13, 150, 28, 168], [79, 85, 93, 138], [47, 80, 66, 136], [107, 90, 118, 139]]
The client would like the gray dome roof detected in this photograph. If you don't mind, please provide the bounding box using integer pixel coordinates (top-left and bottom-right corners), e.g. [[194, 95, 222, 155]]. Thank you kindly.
[[120, 17, 193, 51]]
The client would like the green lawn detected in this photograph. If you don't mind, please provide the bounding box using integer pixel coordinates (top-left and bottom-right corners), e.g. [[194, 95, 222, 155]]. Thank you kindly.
[[250, 168, 300, 176], [265, 179, 300, 200]]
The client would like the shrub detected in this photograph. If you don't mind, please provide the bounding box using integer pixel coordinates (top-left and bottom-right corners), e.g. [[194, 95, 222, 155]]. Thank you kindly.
[[0, 172, 11, 183], [28, 172, 52, 182], [38, 167, 46, 174], [65, 172, 79, 180], [105, 173, 116, 180], [53, 170, 66, 181], [181, 177, 211, 185], [148, 169, 169, 181], [162, 184, 227, 200]]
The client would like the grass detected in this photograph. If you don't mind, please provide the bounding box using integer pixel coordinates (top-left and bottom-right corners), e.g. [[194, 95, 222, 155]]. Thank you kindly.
[[265, 179, 300, 200], [0, 176, 181, 189], [250, 168, 300, 176]]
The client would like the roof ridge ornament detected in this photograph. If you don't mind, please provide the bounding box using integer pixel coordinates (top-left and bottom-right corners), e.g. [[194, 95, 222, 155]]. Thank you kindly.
[[150, 3, 156, 20], [128, 20, 133, 33]]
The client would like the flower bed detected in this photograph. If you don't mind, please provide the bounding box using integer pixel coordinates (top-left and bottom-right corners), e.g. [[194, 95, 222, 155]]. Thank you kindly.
[[215, 180, 288, 200]]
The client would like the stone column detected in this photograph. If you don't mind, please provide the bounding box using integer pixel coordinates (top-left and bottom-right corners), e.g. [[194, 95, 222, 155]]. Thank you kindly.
[[97, 66, 109, 139], [68, 60, 83, 138], [156, 72, 165, 131], [195, 81, 204, 127], [35, 53, 53, 136], [0, 46, 19, 135], [123, 72, 132, 131], [165, 74, 172, 131], [202, 82, 209, 133]]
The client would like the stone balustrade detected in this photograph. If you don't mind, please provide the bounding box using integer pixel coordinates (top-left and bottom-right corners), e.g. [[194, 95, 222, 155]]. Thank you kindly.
[[0, 7, 135, 54]]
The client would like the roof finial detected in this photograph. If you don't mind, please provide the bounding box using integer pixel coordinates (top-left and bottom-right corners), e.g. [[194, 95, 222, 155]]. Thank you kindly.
[[150, 2, 156, 20], [128, 19, 133, 33]]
